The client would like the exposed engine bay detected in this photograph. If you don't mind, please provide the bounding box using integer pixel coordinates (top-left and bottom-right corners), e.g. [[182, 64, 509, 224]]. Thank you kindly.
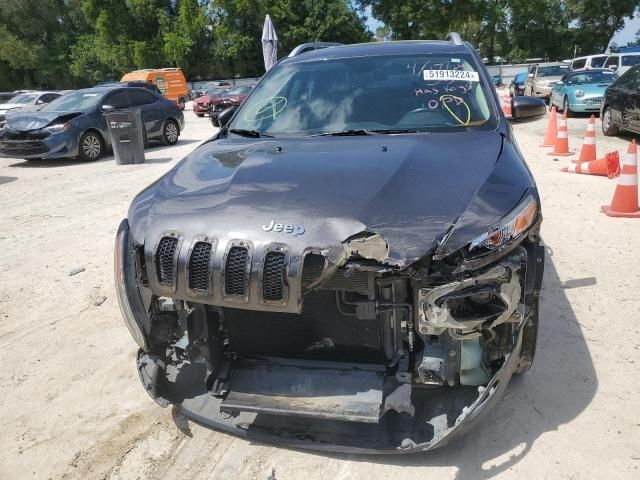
[[119, 218, 544, 452]]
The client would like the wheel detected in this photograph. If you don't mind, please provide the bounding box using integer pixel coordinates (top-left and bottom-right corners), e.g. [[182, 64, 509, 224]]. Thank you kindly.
[[161, 119, 179, 145], [78, 131, 103, 162], [563, 96, 572, 116], [602, 106, 619, 136]]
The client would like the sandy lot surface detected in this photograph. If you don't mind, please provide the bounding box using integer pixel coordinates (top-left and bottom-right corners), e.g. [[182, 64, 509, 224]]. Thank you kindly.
[[1, 105, 639, 480]]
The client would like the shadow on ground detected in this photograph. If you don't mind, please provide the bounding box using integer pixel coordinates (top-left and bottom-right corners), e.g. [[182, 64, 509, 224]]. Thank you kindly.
[[0, 175, 17, 185], [316, 248, 598, 479]]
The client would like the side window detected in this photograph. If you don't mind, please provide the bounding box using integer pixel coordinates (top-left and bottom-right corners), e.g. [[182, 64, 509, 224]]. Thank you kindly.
[[615, 69, 638, 90], [129, 90, 157, 106], [44, 94, 60, 103], [104, 91, 131, 109], [571, 59, 586, 70], [606, 56, 619, 68]]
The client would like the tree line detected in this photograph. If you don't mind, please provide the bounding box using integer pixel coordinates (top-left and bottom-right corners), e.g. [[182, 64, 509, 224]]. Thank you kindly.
[[0, 0, 637, 91]]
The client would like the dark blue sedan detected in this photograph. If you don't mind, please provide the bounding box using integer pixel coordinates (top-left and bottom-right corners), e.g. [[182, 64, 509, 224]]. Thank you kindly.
[[0, 86, 184, 161], [509, 72, 528, 96]]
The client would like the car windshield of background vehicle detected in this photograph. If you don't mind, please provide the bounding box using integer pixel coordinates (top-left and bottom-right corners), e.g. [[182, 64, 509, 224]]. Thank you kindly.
[[569, 71, 617, 84], [207, 88, 228, 96], [231, 54, 496, 137], [538, 65, 570, 77], [40, 90, 103, 113], [590, 56, 607, 68], [9, 94, 38, 104], [622, 55, 640, 66]]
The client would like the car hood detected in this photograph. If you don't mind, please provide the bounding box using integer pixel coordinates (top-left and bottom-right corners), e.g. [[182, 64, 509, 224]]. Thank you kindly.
[[569, 83, 612, 95], [128, 130, 534, 267], [3, 111, 83, 131], [0, 103, 29, 113]]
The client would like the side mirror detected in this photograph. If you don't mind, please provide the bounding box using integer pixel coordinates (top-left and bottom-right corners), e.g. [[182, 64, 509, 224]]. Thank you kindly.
[[217, 106, 237, 128], [556, 81, 564, 85], [36, 99, 44, 105], [510, 96, 546, 121], [101, 104, 115, 112]]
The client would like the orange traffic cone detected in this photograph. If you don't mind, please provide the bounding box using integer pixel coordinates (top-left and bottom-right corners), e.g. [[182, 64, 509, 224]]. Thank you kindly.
[[502, 97, 512, 117], [574, 115, 597, 163], [561, 151, 620, 178], [601, 140, 640, 218], [548, 112, 574, 156], [541, 106, 558, 147]]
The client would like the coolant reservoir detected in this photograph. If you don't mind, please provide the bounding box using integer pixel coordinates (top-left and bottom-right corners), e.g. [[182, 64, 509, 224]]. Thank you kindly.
[[460, 337, 491, 385]]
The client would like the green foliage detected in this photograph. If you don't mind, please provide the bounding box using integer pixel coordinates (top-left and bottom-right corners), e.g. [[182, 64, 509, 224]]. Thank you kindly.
[[361, 0, 639, 62], [0, 0, 637, 90]]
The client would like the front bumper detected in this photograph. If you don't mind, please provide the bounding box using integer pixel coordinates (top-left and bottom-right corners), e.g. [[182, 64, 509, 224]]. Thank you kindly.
[[0, 127, 79, 159], [532, 84, 554, 98], [193, 103, 209, 114], [117, 215, 542, 453], [568, 98, 603, 112]]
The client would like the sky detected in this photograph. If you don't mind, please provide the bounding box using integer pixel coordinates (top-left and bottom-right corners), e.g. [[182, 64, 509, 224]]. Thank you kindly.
[[364, 7, 639, 49]]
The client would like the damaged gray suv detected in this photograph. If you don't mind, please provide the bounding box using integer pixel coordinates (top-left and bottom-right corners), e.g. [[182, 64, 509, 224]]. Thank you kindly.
[[115, 34, 547, 453]]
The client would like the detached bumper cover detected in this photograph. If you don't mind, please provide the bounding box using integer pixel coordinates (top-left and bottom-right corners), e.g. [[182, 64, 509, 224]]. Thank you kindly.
[[0, 128, 79, 159]]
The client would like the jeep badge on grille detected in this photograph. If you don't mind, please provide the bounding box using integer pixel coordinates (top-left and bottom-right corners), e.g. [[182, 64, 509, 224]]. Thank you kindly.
[[262, 220, 305, 236]]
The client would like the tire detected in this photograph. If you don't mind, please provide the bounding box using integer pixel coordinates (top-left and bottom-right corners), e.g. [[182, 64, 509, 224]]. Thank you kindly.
[[161, 119, 179, 146], [563, 96, 572, 117], [602, 106, 619, 136], [78, 131, 104, 162]]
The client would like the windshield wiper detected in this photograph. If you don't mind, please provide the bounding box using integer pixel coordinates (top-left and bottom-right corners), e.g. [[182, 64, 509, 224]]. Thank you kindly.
[[228, 128, 274, 138], [370, 128, 421, 134], [311, 129, 377, 137]]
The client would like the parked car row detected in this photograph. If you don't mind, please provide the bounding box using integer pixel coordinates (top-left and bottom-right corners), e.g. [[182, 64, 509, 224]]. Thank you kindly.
[[0, 91, 65, 127], [0, 85, 184, 162]]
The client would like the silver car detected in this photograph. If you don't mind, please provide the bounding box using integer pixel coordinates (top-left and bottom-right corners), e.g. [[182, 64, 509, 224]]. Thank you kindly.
[[524, 63, 571, 100]]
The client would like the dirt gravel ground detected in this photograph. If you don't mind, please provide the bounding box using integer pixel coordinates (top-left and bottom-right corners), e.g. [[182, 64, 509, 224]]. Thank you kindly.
[[1, 103, 639, 480]]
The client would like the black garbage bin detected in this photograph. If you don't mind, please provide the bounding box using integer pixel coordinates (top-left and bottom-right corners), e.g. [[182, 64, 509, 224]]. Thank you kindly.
[[105, 109, 145, 165]]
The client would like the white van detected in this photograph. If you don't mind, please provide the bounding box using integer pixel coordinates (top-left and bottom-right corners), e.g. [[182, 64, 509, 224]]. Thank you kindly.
[[603, 53, 640, 76], [570, 54, 609, 71]]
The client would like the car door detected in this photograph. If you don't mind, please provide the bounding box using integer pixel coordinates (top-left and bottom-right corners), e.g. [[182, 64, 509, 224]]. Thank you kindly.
[[129, 89, 162, 138], [526, 65, 537, 95], [551, 75, 567, 106], [97, 90, 134, 146], [622, 68, 640, 132]]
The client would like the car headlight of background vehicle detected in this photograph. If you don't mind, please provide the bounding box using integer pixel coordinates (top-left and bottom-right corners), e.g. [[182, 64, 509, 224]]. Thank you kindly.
[[469, 194, 538, 251], [43, 122, 71, 133], [574, 89, 585, 98]]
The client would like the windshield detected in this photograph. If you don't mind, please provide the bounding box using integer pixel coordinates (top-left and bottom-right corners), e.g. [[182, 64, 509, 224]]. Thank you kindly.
[[538, 65, 570, 77], [206, 87, 228, 96], [567, 71, 617, 84], [227, 86, 252, 95], [41, 90, 103, 113], [590, 56, 607, 68], [9, 94, 38, 105], [230, 53, 496, 136], [622, 55, 640, 67]]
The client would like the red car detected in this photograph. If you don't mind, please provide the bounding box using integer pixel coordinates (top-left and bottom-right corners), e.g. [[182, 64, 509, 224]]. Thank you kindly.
[[192, 87, 230, 117], [209, 85, 254, 125]]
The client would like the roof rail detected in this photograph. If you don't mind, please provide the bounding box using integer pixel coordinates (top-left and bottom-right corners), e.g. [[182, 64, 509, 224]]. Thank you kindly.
[[288, 42, 343, 57], [445, 32, 463, 46]]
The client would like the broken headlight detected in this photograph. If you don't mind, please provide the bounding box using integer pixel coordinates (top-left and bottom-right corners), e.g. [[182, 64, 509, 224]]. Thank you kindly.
[[469, 194, 538, 251]]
